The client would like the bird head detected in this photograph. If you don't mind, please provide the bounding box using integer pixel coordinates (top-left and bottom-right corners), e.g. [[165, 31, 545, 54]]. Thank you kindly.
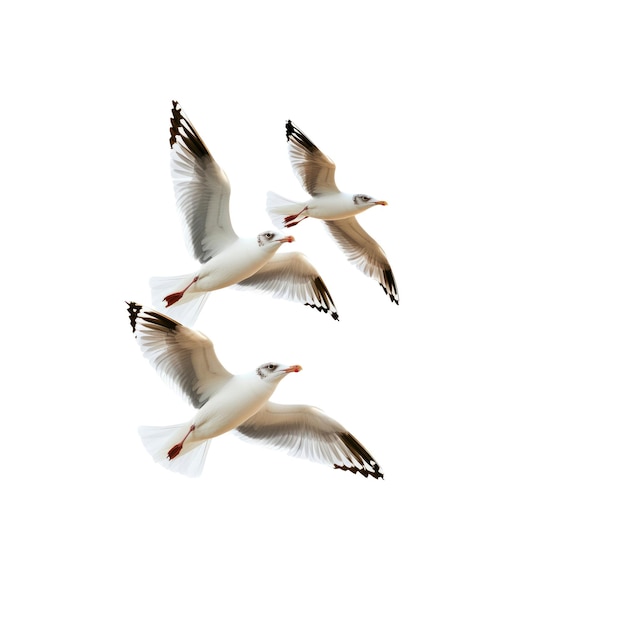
[[353, 194, 388, 209], [255, 362, 302, 382], [257, 231, 295, 248]]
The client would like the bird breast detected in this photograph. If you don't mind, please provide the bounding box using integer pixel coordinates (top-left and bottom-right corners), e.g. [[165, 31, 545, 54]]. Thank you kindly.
[[191, 373, 277, 440], [196, 238, 279, 290], [308, 193, 367, 220]]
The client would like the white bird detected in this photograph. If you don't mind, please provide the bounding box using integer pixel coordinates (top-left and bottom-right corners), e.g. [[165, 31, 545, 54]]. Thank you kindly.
[[267, 120, 399, 305], [128, 302, 383, 479], [150, 102, 339, 326]]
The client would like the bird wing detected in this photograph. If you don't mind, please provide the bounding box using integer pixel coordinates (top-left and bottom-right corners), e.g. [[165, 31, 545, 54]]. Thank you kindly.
[[170, 101, 237, 263], [127, 302, 232, 409], [286, 120, 339, 196], [235, 401, 383, 479], [324, 217, 399, 304], [235, 251, 339, 320]]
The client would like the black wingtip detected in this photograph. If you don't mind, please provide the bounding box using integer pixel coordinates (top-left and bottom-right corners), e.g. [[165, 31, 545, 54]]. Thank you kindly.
[[140, 308, 181, 332], [303, 276, 340, 320], [380, 284, 400, 305], [334, 432, 384, 479], [333, 463, 384, 480], [126, 301, 182, 335], [285, 119, 293, 135], [285, 120, 319, 152], [170, 101, 210, 158], [169, 101, 185, 148], [126, 301, 142, 333], [380, 268, 399, 304], [304, 302, 340, 321]]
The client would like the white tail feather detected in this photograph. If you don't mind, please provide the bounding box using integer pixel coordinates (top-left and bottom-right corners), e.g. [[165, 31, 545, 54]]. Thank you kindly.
[[266, 191, 306, 229], [149, 273, 210, 326], [138, 423, 211, 478]]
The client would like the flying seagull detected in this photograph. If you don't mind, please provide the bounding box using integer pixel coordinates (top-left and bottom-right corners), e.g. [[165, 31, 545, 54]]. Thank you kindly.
[[266, 120, 399, 304], [127, 302, 383, 479], [150, 102, 338, 326]]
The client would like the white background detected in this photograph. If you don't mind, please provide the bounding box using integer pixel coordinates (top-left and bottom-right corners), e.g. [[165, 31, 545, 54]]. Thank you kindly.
[[2, 1, 625, 624]]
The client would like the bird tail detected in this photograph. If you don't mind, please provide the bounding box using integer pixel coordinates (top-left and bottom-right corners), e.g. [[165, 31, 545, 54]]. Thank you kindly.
[[149, 273, 210, 327], [266, 191, 306, 229], [138, 422, 211, 478]]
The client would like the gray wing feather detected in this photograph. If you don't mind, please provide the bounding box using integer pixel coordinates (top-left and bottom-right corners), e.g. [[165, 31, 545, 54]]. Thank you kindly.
[[127, 302, 232, 408], [170, 101, 237, 263], [235, 252, 339, 320], [286, 120, 339, 196], [235, 401, 383, 479], [324, 217, 399, 304]]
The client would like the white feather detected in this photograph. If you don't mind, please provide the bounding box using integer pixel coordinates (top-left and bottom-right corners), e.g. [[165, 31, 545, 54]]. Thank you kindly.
[[149, 273, 210, 326], [265, 191, 306, 228], [138, 422, 211, 478]]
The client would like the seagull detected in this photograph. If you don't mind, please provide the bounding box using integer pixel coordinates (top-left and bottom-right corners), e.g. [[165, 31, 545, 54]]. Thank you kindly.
[[127, 302, 383, 479], [150, 102, 339, 327], [266, 120, 399, 305]]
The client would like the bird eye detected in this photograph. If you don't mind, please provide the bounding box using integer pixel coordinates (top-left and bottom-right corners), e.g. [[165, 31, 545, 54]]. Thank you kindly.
[[265, 232, 273, 239], [267, 363, 276, 370]]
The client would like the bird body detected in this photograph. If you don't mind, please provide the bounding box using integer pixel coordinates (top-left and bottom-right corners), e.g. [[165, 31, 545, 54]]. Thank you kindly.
[[190, 371, 285, 439], [151, 102, 338, 326], [137, 367, 293, 478], [150, 233, 293, 317], [128, 302, 383, 479], [141, 369, 294, 471], [267, 119, 399, 304], [266, 190, 379, 223], [187, 234, 293, 291]]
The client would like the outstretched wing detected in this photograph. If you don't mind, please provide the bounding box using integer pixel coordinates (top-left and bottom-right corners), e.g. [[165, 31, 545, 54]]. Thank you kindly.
[[170, 101, 237, 262], [286, 120, 339, 196], [324, 217, 399, 304], [127, 302, 232, 408], [235, 251, 339, 320], [236, 401, 383, 479]]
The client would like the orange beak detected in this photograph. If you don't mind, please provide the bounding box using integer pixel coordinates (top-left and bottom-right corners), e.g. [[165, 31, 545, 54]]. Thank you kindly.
[[279, 235, 295, 243], [283, 364, 302, 373], [375, 200, 388, 206]]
